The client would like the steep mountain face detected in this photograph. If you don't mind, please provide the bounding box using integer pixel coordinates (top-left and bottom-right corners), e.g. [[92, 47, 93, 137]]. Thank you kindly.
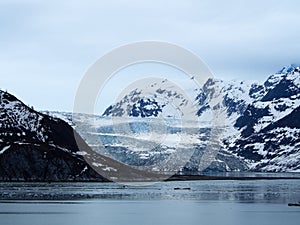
[[101, 65, 300, 172], [196, 79, 253, 117], [228, 65, 300, 172]]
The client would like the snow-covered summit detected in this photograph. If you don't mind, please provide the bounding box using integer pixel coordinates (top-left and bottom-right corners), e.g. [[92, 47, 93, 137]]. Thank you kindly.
[[103, 78, 195, 119]]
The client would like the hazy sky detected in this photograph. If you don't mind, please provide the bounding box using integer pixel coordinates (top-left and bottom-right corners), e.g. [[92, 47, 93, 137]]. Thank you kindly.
[[1, 0, 300, 112]]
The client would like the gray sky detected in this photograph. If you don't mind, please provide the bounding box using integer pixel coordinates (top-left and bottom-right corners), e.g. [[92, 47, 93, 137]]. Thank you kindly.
[[1, 0, 300, 112]]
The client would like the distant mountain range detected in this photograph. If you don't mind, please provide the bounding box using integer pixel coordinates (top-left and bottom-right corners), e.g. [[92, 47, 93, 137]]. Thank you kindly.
[[101, 65, 300, 172], [0, 65, 299, 182]]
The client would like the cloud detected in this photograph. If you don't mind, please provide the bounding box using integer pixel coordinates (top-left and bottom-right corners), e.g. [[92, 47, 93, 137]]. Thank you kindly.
[[0, 0, 300, 111]]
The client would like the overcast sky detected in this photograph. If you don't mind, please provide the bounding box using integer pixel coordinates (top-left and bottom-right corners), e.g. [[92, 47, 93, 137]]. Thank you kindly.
[[1, 0, 300, 112]]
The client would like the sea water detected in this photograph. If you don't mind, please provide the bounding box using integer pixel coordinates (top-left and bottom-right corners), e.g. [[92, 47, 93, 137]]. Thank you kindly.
[[0, 180, 300, 225]]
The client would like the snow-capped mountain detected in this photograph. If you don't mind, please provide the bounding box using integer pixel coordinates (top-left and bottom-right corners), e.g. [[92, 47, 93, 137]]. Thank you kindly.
[[0, 90, 108, 181], [101, 65, 300, 172], [103, 79, 194, 118], [228, 65, 300, 172]]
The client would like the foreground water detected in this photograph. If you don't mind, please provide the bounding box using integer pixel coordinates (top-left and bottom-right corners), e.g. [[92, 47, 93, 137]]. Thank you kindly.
[[0, 180, 300, 225]]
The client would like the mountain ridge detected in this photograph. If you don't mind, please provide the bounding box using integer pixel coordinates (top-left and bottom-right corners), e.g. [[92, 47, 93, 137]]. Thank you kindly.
[[100, 65, 300, 172]]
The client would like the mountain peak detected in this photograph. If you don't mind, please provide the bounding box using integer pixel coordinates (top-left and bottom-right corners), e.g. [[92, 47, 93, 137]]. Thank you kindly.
[[276, 64, 299, 75], [0, 89, 18, 103], [102, 79, 192, 118]]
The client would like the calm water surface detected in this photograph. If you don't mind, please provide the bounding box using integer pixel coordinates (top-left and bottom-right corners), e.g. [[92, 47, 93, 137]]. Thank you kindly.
[[0, 180, 300, 225]]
